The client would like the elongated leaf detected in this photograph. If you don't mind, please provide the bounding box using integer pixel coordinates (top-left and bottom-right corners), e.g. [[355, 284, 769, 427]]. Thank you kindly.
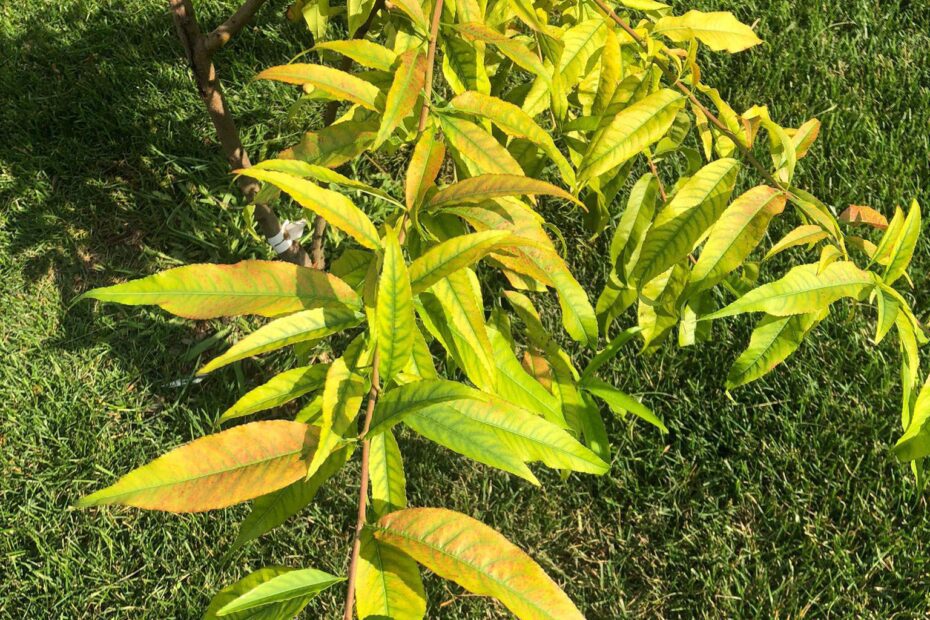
[[582, 378, 667, 433], [578, 89, 685, 184], [581, 326, 641, 381], [378, 229, 416, 382], [374, 508, 585, 620], [376, 50, 427, 148], [439, 114, 524, 176], [221, 364, 330, 422], [198, 307, 363, 374], [78, 421, 316, 512], [80, 260, 360, 318], [609, 174, 659, 280], [238, 169, 381, 250], [632, 158, 740, 286], [413, 398, 607, 474], [705, 261, 874, 320], [558, 19, 607, 87], [314, 40, 398, 72], [895, 374, 930, 462], [256, 64, 381, 110], [389, 0, 428, 30], [230, 446, 351, 555], [308, 357, 368, 478], [452, 23, 549, 82], [883, 199, 921, 285], [369, 378, 488, 435], [369, 430, 407, 516], [217, 568, 342, 616], [204, 567, 311, 620], [654, 10, 762, 53], [764, 224, 829, 261], [287, 118, 378, 168], [873, 286, 899, 345], [253, 159, 398, 206], [406, 132, 446, 210], [428, 174, 580, 208], [357, 528, 426, 620], [688, 185, 786, 295], [408, 230, 513, 293], [726, 311, 823, 388]]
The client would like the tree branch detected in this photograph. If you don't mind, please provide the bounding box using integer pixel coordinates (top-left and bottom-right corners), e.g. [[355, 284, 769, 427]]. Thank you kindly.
[[169, 0, 312, 266], [205, 0, 270, 54]]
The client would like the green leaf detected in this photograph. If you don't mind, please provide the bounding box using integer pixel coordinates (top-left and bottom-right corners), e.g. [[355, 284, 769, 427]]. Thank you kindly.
[[287, 118, 378, 168], [688, 185, 786, 296], [883, 199, 921, 285], [388, 0, 429, 31], [582, 378, 667, 433], [452, 23, 550, 83], [307, 357, 369, 478], [78, 422, 317, 512], [408, 230, 514, 293], [632, 158, 740, 287], [204, 567, 311, 620], [229, 446, 352, 555], [558, 19, 607, 87], [726, 311, 824, 388], [216, 568, 343, 616], [378, 229, 417, 382], [256, 64, 381, 110], [79, 260, 360, 318], [369, 430, 407, 516], [763, 224, 829, 261], [581, 327, 641, 382], [314, 40, 398, 72], [376, 50, 427, 148], [873, 286, 900, 345], [578, 89, 685, 184], [427, 174, 580, 208], [369, 378, 488, 436], [198, 307, 364, 375], [439, 114, 524, 176], [356, 528, 426, 620], [895, 374, 930, 462], [705, 261, 874, 320], [653, 10, 763, 53], [374, 508, 585, 620], [221, 364, 330, 423], [238, 169, 381, 250], [609, 174, 659, 281]]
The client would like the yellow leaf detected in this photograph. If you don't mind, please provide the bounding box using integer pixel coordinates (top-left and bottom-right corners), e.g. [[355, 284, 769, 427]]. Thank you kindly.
[[654, 10, 763, 53], [256, 63, 381, 110]]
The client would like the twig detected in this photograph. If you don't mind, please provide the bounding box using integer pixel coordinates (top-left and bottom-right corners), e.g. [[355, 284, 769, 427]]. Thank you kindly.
[[342, 2, 443, 616], [169, 0, 313, 266], [204, 0, 269, 54], [645, 152, 667, 201]]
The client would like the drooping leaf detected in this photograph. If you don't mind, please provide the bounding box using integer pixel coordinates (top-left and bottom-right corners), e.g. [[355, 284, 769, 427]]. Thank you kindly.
[[873, 286, 900, 345], [726, 311, 824, 388], [356, 528, 426, 620], [705, 261, 875, 319], [221, 364, 330, 422], [229, 446, 352, 555], [389, 0, 429, 31], [763, 224, 829, 261], [238, 169, 381, 250], [578, 89, 685, 184], [286, 118, 378, 168], [452, 23, 550, 82], [374, 508, 585, 620], [78, 422, 317, 512], [581, 326, 641, 381], [204, 567, 312, 620], [687, 185, 786, 296], [198, 307, 364, 375], [378, 229, 417, 382], [632, 158, 740, 287], [895, 374, 930, 462], [439, 114, 525, 176], [790, 118, 821, 159], [609, 174, 659, 281], [369, 430, 407, 516], [427, 174, 580, 208], [369, 379, 488, 436], [307, 357, 369, 478], [256, 63, 381, 110], [376, 50, 427, 148], [253, 159, 399, 207], [79, 260, 360, 318], [653, 10, 762, 53], [405, 132, 446, 210], [408, 230, 514, 293], [314, 40, 398, 72], [582, 378, 667, 433], [216, 568, 343, 616]]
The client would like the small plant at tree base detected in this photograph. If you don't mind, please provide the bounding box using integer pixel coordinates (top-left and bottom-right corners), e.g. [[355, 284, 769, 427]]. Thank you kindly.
[[78, 1, 926, 617]]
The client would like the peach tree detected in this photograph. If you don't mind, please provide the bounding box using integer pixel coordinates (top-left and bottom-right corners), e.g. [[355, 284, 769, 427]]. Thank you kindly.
[[78, 0, 926, 617]]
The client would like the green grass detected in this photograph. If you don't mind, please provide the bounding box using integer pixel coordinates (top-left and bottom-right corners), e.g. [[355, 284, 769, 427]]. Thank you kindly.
[[1, 0, 929, 618]]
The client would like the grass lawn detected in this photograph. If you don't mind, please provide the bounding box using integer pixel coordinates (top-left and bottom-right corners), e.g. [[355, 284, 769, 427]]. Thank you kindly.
[[2, 0, 929, 617]]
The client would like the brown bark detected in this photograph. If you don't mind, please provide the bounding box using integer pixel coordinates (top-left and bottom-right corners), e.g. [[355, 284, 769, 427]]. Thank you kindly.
[[169, 0, 313, 266]]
